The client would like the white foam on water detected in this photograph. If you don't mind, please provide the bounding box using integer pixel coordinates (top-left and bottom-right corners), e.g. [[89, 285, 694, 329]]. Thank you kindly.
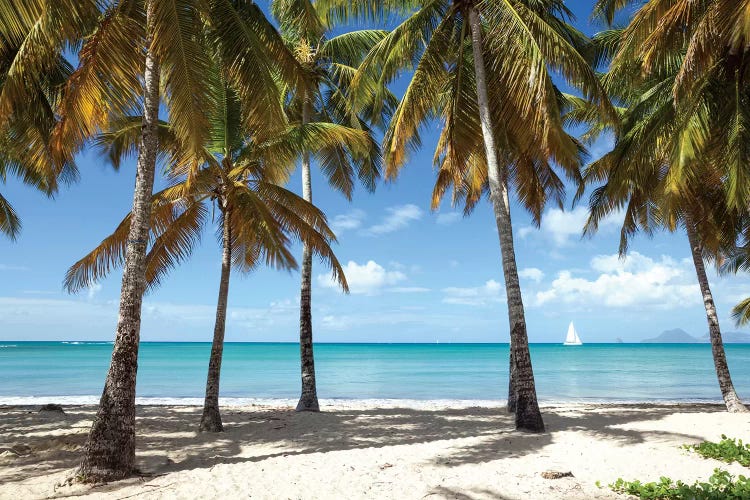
[[0, 396, 724, 408], [60, 341, 112, 345]]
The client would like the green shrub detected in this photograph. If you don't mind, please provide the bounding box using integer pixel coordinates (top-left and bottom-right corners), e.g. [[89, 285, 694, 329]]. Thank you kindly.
[[684, 435, 750, 467], [607, 469, 750, 499]]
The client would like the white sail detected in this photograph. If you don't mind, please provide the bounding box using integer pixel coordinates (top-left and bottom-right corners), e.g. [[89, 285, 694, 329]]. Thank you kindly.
[[563, 321, 583, 345]]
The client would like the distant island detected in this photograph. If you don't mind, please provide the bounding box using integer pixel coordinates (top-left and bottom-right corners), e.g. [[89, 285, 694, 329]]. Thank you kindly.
[[641, 328, 750, 343]]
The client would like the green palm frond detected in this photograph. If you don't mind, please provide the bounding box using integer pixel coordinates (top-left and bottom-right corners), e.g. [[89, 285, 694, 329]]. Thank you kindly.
[[151, 0, 215, 156], [319, 30, 390, 67], [0, 191, 20, 239], [315, 0, 418, 26], [93, 117, 180, 170], [63, 192, 199, 293], [0, 0, 101, 126], [272, 0, 325, 39], [732, 297, 750, 327], [381, 11, 455, 176], [145, 200, 208, 290], [51, 3, 145, 159], [591, 0, 636, 25]]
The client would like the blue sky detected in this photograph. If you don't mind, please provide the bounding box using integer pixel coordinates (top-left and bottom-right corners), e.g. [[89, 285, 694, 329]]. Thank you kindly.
[[1, 0, 749, 343]]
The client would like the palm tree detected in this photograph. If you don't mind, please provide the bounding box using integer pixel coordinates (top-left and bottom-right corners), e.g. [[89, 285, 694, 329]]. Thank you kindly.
[[578, 26, 748, 413], [15, 0, 306, 481], [318, 0, 612, 431], [65, 79, 365, 432], [732, 297, 750, 326], [591, 0, 750, 213], [271, 0, 390, 412], [721, 243, 750, 327]]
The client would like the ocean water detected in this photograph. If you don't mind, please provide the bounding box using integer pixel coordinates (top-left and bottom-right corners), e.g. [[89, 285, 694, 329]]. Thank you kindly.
[[1, 342, 749, 404]]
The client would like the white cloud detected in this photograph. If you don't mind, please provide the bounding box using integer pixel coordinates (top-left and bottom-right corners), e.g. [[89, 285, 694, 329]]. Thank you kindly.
[[587, 133, 615, 162], [0, 295, 306, 341], [363, 204, 423, 235], [534, 252, 699, 309], [436, 212, 461, 225], [519, 267, 544, 283], [0, 264, 28, 271], [517, 226, 535, 239], [317, 260, 406, 294], [87, 283, 102, 301], [389, 286, 430, 293], [518, 206, 622, 247], [329, 209, 366, 236], [442, 279, 505, 306]]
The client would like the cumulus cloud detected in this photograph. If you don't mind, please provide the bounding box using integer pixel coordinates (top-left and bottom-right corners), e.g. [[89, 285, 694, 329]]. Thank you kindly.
[[86, 283, 102, 301], [436, 212, 461, 225], [363, 204, 423, 235], [442, 279, 505, 306], [534, 252, 699, 309], [317, 260, 406, 294], [519, 267, 545, 283], [518, 206, 622, 247], [329, 209, 366, 236]]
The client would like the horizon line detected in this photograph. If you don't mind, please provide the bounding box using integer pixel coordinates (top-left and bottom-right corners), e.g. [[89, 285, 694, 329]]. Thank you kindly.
[[0, 340, 736, 345]]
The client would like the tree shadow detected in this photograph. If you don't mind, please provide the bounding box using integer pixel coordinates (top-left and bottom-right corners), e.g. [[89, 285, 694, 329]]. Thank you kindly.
[[0, 403, 725, 496], [440, 403, 716, 467], [425, 485, 515, 499]]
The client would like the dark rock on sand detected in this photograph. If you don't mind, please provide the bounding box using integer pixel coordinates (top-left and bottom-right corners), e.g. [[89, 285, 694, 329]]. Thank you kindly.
[[541, 470, 574, 479], [38, 404, 65, 414]]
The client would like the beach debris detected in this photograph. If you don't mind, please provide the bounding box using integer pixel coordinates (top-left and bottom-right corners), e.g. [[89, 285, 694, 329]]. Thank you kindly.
[[0, 443, 33, 460], [38, 403, 65, 414], [541, 470, 574, 479], [379, 463, 394, 470]]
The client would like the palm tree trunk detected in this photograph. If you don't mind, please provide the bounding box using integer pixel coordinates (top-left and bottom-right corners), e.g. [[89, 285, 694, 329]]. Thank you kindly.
[[507, 347, 516, 413], [296, 94, 319, 412], [199, 205, 232, 432], [468, 6, 544, 432], [504, 180, 517, 414], [685, 214, 747, 413], [77, 1, 160, 480]]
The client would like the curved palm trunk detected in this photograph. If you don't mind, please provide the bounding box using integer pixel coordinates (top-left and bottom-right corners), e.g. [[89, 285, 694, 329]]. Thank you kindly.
[[504, 181, 517, 414], [199, 207, 232, 432], [296, 96, 319, 412], [77, 2, 160, 480], [685, 215, 747, 413], [468, 6, 544, 432]]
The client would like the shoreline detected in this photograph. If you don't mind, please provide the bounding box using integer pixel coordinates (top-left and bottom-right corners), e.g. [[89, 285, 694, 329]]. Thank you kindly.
[[2, 402, 748, 499], [0, 396, 729, 407]]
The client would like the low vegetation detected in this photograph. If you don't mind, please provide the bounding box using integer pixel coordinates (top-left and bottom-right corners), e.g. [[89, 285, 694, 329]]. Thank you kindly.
[[684, 435, 750, 468], [601, 436, 750, 498], [604, 469, 750, 499]]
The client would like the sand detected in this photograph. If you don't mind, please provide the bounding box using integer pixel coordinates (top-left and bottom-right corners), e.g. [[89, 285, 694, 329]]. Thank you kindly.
[[1, 402, 748, 499]]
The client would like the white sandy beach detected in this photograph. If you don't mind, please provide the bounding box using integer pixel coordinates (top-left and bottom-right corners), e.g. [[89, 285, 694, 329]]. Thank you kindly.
[[1, 402, 749, 499]]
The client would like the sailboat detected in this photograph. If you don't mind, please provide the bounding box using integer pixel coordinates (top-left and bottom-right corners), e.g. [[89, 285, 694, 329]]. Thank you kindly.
[[563, 321, 583, 346]]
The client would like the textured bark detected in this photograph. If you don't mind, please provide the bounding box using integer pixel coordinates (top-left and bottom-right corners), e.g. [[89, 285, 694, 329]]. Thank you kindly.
[[507, 349, 517, 413], [199, 206, 232, 432], [468, 6, 544, 432], [296, 96, 319, 412], [504, 179, 517, 414], [77, 3, 160, 480], [685, 215, 747, 413]]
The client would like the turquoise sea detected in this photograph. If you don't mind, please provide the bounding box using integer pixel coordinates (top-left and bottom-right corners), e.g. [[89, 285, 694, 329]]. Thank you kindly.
[[1, 342, 749, 404]]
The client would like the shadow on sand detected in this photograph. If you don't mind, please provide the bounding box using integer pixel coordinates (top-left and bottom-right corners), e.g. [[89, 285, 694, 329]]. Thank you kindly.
[[0, 403, 720, 497]]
